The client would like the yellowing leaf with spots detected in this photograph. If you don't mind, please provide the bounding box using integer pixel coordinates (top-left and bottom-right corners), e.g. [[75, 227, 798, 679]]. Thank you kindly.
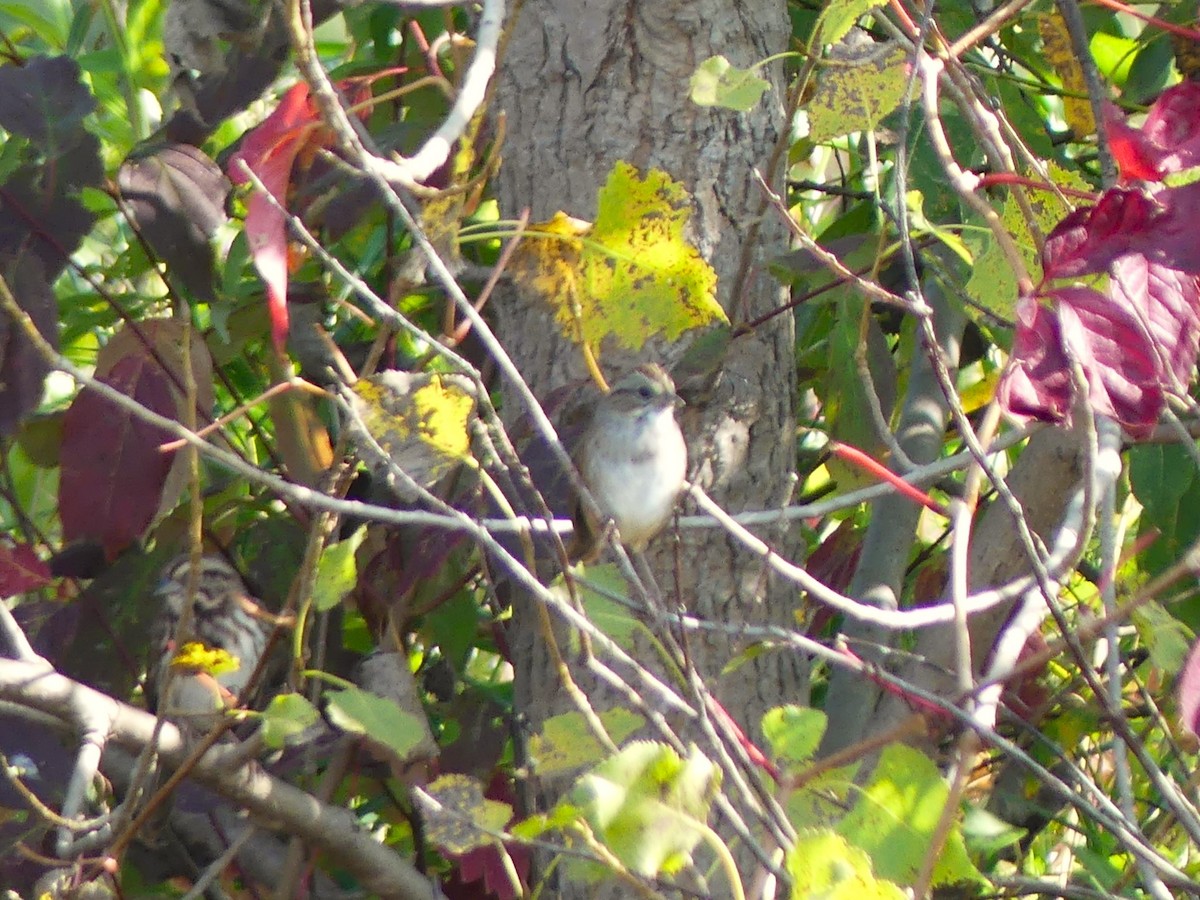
[[966, 161, 1091, 320], [808, 45, 909, 142], [511, 163, 724, 355], [1039, 13, 1094, 139], [344, 371, 477, 501], [420, 773, 513, 854]]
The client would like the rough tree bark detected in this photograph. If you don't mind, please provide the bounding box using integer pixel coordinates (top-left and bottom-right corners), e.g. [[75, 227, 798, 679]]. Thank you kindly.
[[490, 0, 803, 873]]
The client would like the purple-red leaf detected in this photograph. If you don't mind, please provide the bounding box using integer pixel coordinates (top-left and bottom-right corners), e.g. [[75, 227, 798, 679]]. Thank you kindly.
[[1041, 189, 1158, 281], [997, 295, 1074, 426], [59, 354, 176, 559], [0, 56, 95, 154], [998, 287, 1166, 437], [1109, 254, 1200, 393], [0, 541, 51, 596], [1055, 287, 1162, 437], [118, 143, 230, 301], [1001, 81, 1200, 436]]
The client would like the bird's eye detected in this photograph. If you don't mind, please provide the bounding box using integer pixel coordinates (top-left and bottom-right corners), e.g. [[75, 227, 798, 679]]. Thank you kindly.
[[638, 385, 653, 399]]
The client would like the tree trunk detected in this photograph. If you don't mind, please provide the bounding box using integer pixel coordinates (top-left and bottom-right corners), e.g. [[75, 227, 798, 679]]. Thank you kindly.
[[491, 0, 801, 886]]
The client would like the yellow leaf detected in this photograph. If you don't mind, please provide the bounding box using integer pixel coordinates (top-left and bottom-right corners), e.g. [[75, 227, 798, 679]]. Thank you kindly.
[[345, 372, 477, 500], [511, 163, 724, 355]]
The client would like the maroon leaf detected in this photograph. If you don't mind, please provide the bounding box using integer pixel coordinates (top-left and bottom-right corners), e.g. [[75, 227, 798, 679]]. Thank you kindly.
[[1109, 254, 1200, 392], [997, 295, 1074, 426], [0, 540, 51, 595], [59, 354, 176, 559], [118, 143, 230, 300], [0, 253, 58, 436], [1055, 287, 1163, 437], [0, 56, 95, 154], [1041, 189, 1159, 281], [0, 134, 102, 279]]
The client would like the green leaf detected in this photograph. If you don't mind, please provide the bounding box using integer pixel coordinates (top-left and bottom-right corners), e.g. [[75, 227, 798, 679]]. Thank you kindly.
[[690, 55, 770, 111], [762, 705, 826, 768], [325, 686, 427, 761], [807, 45, 909, 142], [960, 804, 1027, 857], [567, 741, 720, 878], [787, 830, 906, 899], [813, 0, 888, 48], [421, 774, 512, 854], [261, 692, 321, 749], [529, 708, 645, 777], [313, 527, 366, 612], [562, 563, 640, 649], [836, 744, 984, 888], [1132, 602, 1194, 675], [786, 764, 859, 830]]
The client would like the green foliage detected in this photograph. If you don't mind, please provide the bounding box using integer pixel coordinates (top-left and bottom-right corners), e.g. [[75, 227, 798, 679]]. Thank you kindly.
[[261, 691, 322, 749], [565, 741, 720, 880], [690, 55, 771, 111], [313, 527, 366, 612], [787, 831, 906, 899]]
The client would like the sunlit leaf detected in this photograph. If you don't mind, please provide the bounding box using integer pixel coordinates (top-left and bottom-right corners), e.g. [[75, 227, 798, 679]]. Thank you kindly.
[[689, 55, 769, 111], [836, 744, 983, 888], [787, 830, 906, 899], [261, 692, 321, 749], [807, 44, 909, 143], [510, 163, 724, 356], [344, 371, 477, 501], [567, 741, 719, 878], [528, 708, 645, 777], [325, 686, 428, 762]]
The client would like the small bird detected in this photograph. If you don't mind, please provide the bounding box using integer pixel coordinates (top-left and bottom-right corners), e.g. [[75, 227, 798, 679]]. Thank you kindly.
[[146, 554, 273, 729], [570, 364, 688, 561]]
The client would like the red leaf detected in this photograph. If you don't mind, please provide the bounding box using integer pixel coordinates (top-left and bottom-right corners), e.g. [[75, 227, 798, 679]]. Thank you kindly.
[[0, 541, 51, 595], [1104, 102, 1164, 182], [441, 774, 529, 900], [1104, 82, 1200, 182], [1055, 286, 1163, 437], [1109, 254, 1200, 392], [226, 80, 374, 354], [58, 355, 176, 559]]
